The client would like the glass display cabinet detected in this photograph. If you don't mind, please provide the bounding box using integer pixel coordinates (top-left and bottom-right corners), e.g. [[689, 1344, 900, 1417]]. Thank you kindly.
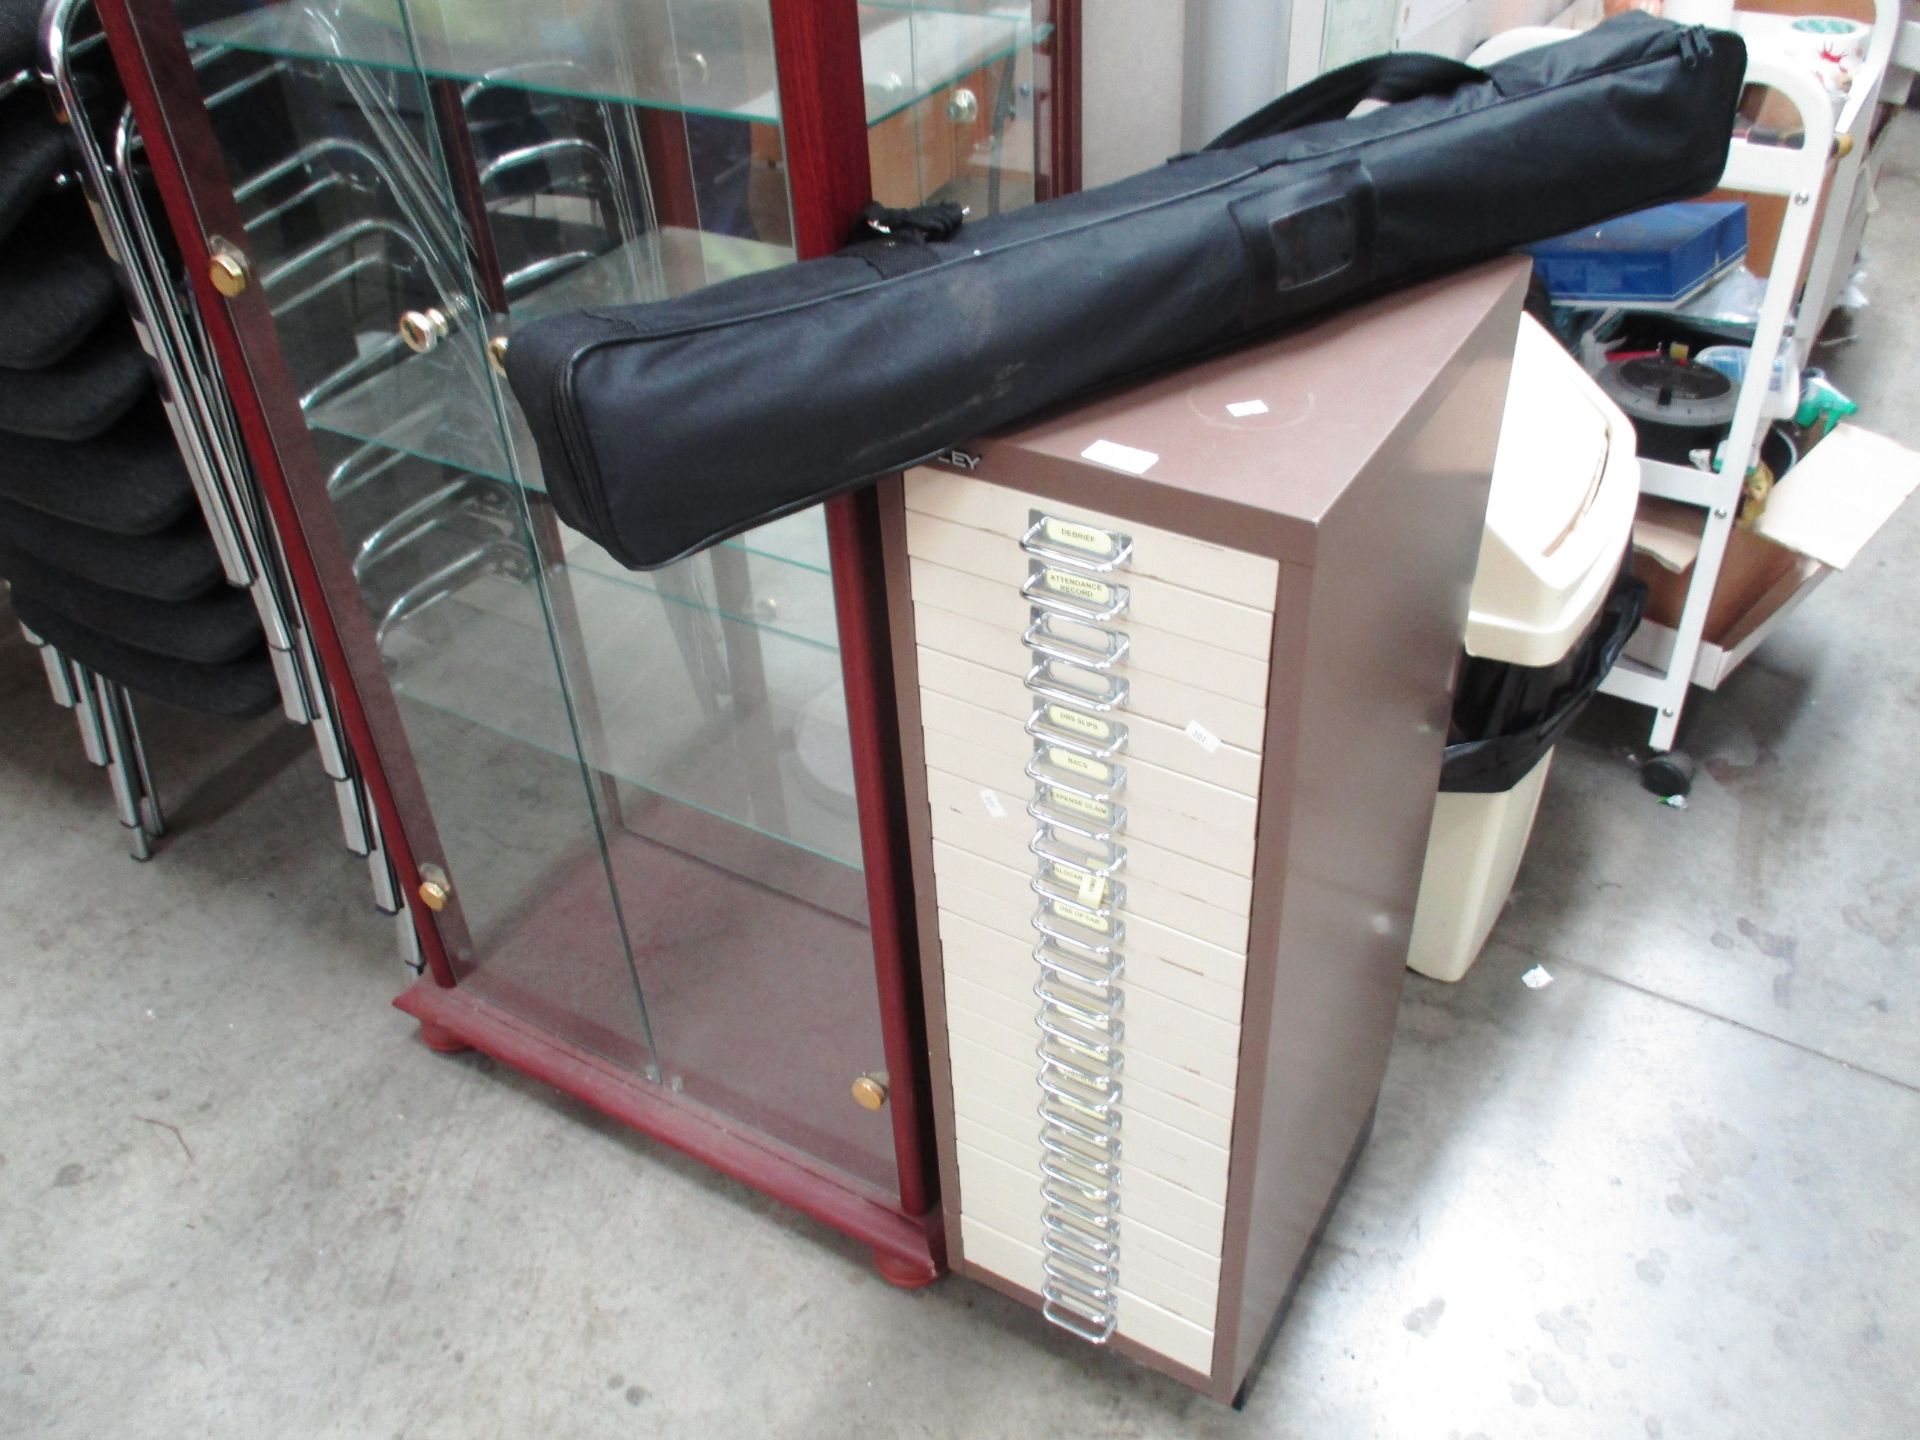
[[96, 0, 1079, 1282]]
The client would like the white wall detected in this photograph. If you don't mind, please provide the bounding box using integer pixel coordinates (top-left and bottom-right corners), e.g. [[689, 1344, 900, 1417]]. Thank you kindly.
[[1079, 1, 1189, 185], [1078, 0, 1574, 190]]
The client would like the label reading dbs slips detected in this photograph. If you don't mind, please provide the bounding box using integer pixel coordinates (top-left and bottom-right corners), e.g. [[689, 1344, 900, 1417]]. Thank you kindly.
[[1046, 704, 1111, 743], [1047, 747, 1111, 784], [1041, 568, 1112, 606], [1047, 788, 1112, 824], [1049, 898, 1112, 935], [1042, 519, 1116, 559]]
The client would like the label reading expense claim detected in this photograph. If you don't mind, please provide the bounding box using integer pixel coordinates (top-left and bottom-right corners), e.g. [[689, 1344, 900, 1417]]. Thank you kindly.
[[1046, 788, 1112, 825], [1040, 518, 1117, 561], [1045, 704, 1112, 744], [1046, 747, 1112, 785]]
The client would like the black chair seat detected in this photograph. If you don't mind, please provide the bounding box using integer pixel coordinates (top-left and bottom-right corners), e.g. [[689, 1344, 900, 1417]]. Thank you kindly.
[[0, 316, 152, 440], [0, 95, 72, 247], [0, 541, 261, 662], [0, 399, 200, 534], [0, 495, 224, 600], [12, 591, 279, 718], [0, 194, 120, 369]]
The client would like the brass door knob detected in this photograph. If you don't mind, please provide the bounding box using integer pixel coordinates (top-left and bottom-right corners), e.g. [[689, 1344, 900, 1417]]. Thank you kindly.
[[486, 335, 510, 376], [399, 307, 451, 354], [851, 1073, 889, 1111], [207, 242, 249, 297], [946, 85, 979, 126], [417, 863, 452, 912]]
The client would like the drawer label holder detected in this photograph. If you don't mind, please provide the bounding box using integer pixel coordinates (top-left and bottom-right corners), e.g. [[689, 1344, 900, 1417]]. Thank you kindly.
[[1012, 503, 1135, 1346]]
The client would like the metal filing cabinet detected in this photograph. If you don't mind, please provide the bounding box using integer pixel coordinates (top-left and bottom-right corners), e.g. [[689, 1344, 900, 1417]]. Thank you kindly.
[[882, 260, 1530, 1400]]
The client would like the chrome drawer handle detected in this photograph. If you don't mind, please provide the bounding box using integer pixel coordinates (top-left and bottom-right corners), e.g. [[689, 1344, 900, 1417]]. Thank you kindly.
[[1042, 1295, 1119, 1345], [1026, 660, 1129, 713], [1020, 513, 1134, 573], [1022, 561, 1132, 624], [1042, 1225, 1117, 1268], [1032, 902, 1125, 954], [1040, 1129, 1121, 1177], [1040, 1031, 1125, 1084], [1024, 751, 1126, 807], [1033, 939, 1124, 995], [1026, 703, 1127, 761], [1029, 826, 1126, 879], [1032, 866, 1126, 916], [1035, 971, 1124, 1027], [1023, 612, 1131, 673], [1040, 1154, 1116, 1205], [1044, 1105, 1121, 1159], [1027, 793, 1127, 845], [1037, 1068, 1121, 1118]]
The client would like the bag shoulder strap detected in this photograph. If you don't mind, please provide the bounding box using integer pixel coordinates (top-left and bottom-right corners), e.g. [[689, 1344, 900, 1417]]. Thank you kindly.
[[1205, 51, 1490, 152]]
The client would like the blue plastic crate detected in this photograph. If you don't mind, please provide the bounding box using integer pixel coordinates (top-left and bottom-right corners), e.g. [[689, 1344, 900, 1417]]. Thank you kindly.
[[1524, 201, 1748, 307]]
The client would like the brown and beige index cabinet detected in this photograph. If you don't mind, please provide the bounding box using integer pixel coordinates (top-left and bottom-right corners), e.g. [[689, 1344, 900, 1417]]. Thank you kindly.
[[880, 259, 1530, 1402]]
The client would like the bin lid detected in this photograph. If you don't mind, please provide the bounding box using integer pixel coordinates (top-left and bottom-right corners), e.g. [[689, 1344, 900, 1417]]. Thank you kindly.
[[1467, 315, 1641, 666]]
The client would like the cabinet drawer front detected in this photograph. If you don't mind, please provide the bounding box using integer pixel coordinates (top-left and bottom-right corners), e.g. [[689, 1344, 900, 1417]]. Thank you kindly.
[[959, 1216, 1218, 1374], [919, 690, 1260, 843], [917, 648, 1265, 794], [916, 603, 1267, 752], [911, 556, 1271, 705], [925, 770, 1254, 917], [934, 846, 1248, 991], [907, 510, 1273, 659], [908, 471, 1273, 1374], [945, 976, 1237, 1141], [937, 910, 1244, 1082], [952, 1095, 1230, 1253], [934, 805, 1252, 963], [905, 466, 1279, 609]]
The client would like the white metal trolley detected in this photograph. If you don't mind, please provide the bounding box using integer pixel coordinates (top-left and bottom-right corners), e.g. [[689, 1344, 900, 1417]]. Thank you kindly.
[[1476, 3, 1900, 768]]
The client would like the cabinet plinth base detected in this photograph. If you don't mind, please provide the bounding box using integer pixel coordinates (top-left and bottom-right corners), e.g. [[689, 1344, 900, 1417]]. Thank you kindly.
[[873, 1247, 941, 1289], [417, 1019, 473, 1054]]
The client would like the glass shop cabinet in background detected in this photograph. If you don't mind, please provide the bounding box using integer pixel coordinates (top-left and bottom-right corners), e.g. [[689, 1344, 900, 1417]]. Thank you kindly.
[[97, 0, 1080, 1283]]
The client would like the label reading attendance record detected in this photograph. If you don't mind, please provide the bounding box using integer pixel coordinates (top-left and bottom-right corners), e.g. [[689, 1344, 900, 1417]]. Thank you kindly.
[[1039, 568, 1113, 606]]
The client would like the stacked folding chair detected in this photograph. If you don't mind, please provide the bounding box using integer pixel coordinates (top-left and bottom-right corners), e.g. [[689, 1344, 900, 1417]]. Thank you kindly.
[[0, 0, 412, 962]]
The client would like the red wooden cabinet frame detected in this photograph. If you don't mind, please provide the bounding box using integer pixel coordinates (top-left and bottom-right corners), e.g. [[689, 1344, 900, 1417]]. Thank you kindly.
[[97, 0, 1079, 1286]]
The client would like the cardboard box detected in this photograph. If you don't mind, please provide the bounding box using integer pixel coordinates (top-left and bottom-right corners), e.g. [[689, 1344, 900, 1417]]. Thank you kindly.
[[1632, 424, 1920, 646]]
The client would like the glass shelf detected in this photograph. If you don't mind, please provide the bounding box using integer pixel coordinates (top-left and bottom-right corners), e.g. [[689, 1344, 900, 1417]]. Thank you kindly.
[[187, 1, 1048, 126], [302, 223, 794, 494], [383, 558, 862, 870]]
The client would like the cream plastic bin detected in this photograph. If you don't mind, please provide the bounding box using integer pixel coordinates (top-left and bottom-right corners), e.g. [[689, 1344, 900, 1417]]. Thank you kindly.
[[1407, 315, 1640, 982]]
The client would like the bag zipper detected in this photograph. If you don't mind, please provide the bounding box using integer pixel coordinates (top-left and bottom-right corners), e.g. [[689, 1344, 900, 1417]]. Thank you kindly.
[[552, 361, 618, 552]]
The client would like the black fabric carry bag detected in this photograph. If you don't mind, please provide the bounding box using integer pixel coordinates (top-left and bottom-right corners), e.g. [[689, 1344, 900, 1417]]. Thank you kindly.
[[508, 15, 1746, 570]]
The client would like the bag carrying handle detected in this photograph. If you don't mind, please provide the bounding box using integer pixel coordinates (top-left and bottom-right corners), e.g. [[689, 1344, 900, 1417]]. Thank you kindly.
[[1205, 52, 1491, 151]]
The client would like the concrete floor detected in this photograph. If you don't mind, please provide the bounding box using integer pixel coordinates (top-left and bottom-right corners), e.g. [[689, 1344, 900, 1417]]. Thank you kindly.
[[6, 130, 1920, 1440]]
